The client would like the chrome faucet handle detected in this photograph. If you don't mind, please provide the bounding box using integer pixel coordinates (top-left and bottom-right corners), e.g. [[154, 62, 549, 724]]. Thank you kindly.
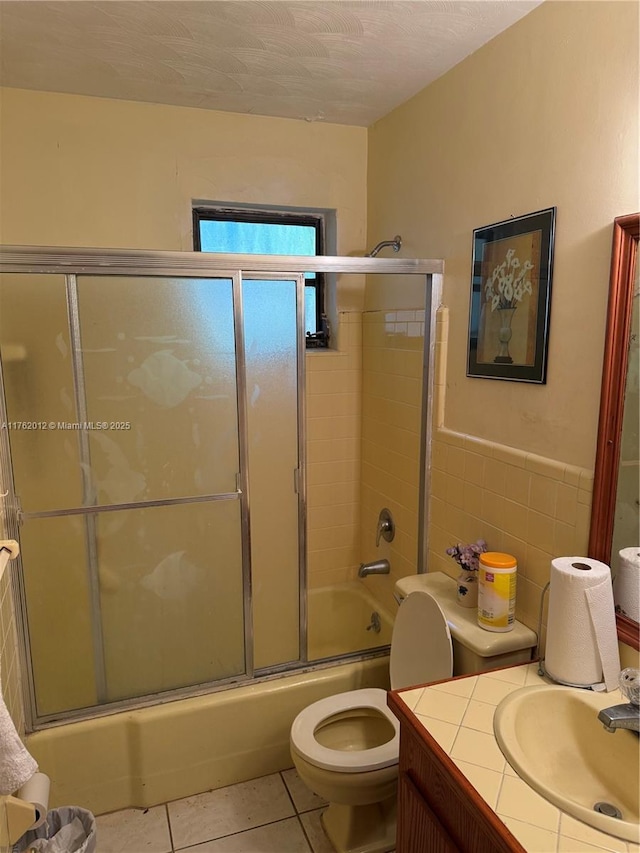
[[375, 508, 395, 547], [619, 668, 640, 706]]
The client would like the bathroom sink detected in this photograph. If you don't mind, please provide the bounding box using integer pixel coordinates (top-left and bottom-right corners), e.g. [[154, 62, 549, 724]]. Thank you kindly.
[[494, 685, 639, 842]]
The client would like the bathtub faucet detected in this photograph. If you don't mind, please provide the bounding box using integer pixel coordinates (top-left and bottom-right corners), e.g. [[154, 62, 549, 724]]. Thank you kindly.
[[358, 559, 390, 577]]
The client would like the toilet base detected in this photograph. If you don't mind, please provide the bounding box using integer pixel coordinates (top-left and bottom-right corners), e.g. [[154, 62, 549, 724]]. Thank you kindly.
[[321, 796, 396, 853]]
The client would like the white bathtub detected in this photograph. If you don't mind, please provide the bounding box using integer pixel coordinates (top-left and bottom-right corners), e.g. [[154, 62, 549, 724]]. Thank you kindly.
[[26, 584, 393, 816]]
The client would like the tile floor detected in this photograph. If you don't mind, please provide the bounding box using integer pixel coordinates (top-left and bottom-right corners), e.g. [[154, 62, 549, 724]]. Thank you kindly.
[[95, 769, 335, 852]]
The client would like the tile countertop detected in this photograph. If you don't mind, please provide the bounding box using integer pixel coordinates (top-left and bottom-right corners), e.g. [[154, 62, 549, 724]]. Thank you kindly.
[[396, 662, 640, 853]]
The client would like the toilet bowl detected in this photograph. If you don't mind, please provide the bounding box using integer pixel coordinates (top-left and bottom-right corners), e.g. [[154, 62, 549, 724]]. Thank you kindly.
[[290, 578, 537, 853], [290, 590, 453, 853]]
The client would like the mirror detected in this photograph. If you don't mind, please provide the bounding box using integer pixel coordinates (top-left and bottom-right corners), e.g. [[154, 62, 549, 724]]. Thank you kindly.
[[589, 213, 639, 650]]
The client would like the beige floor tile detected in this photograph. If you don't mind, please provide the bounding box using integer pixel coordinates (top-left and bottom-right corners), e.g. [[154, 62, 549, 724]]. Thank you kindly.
[[95, 805, 172, 853], [281, 768, 327, 813], [177, 817, 311, 852], [299, 809, 335, 853], [168, 773, 295, 849]]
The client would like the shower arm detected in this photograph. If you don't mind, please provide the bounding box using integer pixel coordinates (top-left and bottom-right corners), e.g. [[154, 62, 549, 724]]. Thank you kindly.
[[366, 235, 402, 258]]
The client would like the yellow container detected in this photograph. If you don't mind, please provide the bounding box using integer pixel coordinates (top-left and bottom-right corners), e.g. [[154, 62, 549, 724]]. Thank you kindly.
[[478, 552, 517, 632]]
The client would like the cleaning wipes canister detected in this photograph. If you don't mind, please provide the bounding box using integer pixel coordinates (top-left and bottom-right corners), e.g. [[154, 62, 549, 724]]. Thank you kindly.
[[477, 552, 517, 632]]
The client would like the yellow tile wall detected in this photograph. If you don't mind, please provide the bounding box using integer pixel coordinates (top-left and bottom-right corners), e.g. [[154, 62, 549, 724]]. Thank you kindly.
[[306, 312, 363, 589], [429, 308, 594, 645], [429, 427, 593, 641], [359, 309, 425, 610]]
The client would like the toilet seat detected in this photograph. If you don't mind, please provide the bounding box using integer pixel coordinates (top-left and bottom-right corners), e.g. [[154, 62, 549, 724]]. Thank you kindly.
[[290, 688, 399, 773], [390, 589, 453, 689]]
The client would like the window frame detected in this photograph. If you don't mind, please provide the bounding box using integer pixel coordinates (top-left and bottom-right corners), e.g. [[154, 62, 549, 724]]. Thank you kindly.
[[192, 206, 326, 346]]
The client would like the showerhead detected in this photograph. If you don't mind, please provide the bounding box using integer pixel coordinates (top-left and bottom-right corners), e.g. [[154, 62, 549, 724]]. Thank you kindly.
[[366, 235, 402, 258]]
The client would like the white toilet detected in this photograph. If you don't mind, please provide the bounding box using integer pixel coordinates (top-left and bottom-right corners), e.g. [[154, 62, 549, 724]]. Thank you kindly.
[[290, 574, 537, 853]]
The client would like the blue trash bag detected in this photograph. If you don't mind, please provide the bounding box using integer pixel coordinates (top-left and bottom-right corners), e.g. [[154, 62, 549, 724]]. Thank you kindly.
[[12, 806, 96, 853]]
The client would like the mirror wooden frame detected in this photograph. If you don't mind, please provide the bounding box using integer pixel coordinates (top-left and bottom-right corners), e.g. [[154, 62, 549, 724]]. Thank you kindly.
[[589, 212, 640, 650]]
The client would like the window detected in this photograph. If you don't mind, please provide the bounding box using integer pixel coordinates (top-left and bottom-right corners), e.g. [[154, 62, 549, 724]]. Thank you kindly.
[[193, 206, 328, 346]]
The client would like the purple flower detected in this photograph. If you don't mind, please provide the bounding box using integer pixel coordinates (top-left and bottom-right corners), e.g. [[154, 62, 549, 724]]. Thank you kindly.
[[445, 539, 487, 573]]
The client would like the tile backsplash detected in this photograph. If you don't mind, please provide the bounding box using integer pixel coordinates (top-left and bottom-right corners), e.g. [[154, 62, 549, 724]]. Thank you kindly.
[[428, 425, 593, 644]]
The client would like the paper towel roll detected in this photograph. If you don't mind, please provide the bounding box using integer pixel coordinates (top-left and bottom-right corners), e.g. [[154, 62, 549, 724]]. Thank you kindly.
[[614, 547, 640, 622], [545, 557, 620, 690], [15, 772, 50, 829]]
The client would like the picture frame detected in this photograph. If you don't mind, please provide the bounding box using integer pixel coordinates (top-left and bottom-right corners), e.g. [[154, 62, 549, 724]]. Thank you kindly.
[[467, 207, 556, 383]]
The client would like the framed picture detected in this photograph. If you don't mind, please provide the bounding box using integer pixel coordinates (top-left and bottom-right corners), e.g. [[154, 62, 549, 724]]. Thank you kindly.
[[467, 207, 556, 383]]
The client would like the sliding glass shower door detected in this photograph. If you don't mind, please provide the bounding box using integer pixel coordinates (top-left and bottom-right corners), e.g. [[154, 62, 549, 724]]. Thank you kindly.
[[0, 272, 264, 719]]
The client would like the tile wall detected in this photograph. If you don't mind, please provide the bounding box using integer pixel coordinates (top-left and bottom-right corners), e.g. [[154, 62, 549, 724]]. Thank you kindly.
[[306, 312, 362, 589], [359, 308, 425, 611], [429, 308, 594, 645]]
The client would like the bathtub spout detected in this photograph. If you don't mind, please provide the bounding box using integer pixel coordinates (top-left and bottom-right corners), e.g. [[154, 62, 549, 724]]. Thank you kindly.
[[358, 559, 390, 577]]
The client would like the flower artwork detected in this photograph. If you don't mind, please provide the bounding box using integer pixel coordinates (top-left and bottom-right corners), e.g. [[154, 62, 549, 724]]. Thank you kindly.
[[467, 208, 556, 383], [484, 248, 533, 312]]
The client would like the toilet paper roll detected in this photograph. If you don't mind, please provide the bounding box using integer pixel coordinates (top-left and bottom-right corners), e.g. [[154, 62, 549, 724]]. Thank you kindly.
[[614, 547, 640, 622], [15, 772, 50, 829], [545, 557, 620, 690]]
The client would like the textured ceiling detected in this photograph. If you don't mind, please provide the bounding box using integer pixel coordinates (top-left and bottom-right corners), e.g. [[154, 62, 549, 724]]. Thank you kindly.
[[0, 1, 542, 126]]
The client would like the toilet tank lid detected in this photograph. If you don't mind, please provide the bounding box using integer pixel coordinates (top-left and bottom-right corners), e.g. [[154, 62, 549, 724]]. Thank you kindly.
[[394, 572, 537, 657]]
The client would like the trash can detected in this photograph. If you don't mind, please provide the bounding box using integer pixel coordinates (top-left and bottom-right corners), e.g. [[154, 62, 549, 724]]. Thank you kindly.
[[12, 806, 96, 853]]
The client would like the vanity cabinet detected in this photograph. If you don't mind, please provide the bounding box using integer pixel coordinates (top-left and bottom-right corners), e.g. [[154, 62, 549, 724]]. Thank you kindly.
[[389, 689, 525, 853]]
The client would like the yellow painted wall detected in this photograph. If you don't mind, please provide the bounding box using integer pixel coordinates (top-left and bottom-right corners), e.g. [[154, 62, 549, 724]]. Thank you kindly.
[[367, 0, 638, 471], [0, 87, 367, 311], [366, 1, 639, 636]]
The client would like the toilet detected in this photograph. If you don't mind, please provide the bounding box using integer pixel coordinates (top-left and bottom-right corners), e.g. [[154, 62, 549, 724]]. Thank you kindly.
[[290, 574, 537, 853]]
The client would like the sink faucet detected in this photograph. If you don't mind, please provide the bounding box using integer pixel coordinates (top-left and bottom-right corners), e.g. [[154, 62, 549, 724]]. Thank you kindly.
[[598, 668, 640, 733], [598, 703, 640, 733]]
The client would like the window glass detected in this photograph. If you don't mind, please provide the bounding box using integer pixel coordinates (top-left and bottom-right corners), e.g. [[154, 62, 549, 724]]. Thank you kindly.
[[193, 208, 327, 344]]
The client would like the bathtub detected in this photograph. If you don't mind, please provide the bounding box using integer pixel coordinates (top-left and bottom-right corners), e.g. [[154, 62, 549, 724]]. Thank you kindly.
[[307, 581, 394, 659], [25, 584, 394, 816]]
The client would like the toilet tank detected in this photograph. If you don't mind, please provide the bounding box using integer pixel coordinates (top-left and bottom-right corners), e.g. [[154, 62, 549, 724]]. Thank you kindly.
[[394, 572, 537, 675]]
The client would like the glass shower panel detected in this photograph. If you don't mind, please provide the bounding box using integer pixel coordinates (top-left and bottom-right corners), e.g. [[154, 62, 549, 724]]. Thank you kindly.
[[76, 276, 239, 505], [98, 499, 245, 702], [0, 274, 84, 512], [19, 513, 99, 717], [20, 499, 245, 716], [243, 278, 301, 669]]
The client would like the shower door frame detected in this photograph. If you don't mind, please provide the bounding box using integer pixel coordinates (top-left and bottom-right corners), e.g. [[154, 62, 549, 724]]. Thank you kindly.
[[0, 246, 444, 730]]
